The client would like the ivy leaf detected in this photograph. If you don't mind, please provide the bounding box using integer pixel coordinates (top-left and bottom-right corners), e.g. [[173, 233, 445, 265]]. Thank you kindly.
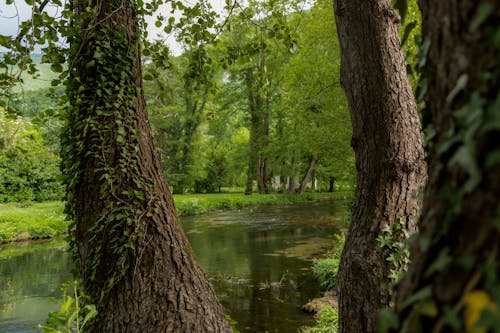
[[401, 21, 417, 47], [378, 309, 399, 333], [393, 0, 408, 23], [447, 74, 469, 103], [448, 144, 481, 194], [424, 248, 452, 278], [401, 286, 432, 310], [470, 3, 495, 32]]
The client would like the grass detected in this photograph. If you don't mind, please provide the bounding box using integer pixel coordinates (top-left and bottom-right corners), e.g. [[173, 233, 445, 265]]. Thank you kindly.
[[300, 306, 339, 333], [174, 192, 351, 216], [0, 191, 352, 243], [0, 201, 67, 243]]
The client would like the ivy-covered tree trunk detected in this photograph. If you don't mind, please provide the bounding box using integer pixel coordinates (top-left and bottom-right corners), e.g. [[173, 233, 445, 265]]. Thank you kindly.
[[392, 1, 500, 331], [62, 1, 230, 331], [332, 0, 427, 332]]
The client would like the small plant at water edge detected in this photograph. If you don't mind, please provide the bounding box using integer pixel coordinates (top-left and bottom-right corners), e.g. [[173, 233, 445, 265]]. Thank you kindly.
[[300, 306, 339, 333], [37, 281, 97, 333], [311, 234, 345, 291]]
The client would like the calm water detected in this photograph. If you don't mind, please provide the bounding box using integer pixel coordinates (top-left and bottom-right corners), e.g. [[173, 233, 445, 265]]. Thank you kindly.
[[0, 201, 346, 332]]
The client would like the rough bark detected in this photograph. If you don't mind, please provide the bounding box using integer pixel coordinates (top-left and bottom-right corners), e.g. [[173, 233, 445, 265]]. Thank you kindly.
[[66, 1, 230, 331], [332, 0, 427, 332], [393, 1, 500, 331]]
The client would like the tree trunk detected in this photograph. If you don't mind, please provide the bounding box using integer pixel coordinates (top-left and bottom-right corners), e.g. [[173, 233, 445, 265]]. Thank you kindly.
[[392, 2, 500, 331], [63, 2, 230, 332], [332, 0, 427, 332], [299, 155, 318, 194], [328, 177, 335, 192]]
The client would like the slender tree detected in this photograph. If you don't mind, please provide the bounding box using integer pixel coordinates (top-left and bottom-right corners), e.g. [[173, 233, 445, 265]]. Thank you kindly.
[[331, 0, 427, 331], [391, 1, 500, 331], [62, 0, 230, 331]]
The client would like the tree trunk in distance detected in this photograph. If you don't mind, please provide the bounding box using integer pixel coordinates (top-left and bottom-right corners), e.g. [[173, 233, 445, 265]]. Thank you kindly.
[[392, 1, 500, 331], [299, 155, 318, 194], [332, 0, 427, 331], [64, 2, 230, 332], [328, 177, 335, 192]]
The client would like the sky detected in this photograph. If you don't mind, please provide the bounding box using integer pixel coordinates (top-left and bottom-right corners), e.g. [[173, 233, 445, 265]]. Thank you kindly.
[[0, 0, 227, 55]]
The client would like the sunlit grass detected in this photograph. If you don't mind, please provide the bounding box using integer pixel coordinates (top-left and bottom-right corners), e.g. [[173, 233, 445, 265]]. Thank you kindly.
[[0, 191, 352, 243], [0, 201, 68, 242]]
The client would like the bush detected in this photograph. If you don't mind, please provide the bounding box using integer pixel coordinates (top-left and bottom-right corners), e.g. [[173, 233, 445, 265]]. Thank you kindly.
[[0, 112, 63, 203]]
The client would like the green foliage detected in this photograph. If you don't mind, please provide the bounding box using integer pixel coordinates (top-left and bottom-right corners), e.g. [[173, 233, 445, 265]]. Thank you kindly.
[[226, 314, 241, 333], [311, 234, 345, 291], [37, 281, 97, 333], [376, 220, 410, 284], [0, 108, 63, 203], [300, 306, 339, 333]]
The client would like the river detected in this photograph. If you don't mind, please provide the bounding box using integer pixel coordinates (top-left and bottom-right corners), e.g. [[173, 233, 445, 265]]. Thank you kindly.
[[0, 201, 346, 332]]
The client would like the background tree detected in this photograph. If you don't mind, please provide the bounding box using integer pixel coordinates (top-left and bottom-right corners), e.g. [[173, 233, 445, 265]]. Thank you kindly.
[[390, 1, 500, 331], [276, 0, 353, 193], [61, 0, 230, 331], [332, 0, 427, 331]]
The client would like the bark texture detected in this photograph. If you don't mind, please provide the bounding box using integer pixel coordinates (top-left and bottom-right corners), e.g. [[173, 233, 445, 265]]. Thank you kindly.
[[332, 0, 427, 332], [393, 1, 500, 331], [66, 1, 230, 332]]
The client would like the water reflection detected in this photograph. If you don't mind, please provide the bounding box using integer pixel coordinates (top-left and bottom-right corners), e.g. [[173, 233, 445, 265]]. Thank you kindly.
[[0, 201, 345, 332], [181, 202, 344, 332], [0, 242, 72, 332]]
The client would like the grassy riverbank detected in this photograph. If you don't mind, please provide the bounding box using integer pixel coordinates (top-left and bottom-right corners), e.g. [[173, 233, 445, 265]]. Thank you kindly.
[[0, 192, 351, 243]]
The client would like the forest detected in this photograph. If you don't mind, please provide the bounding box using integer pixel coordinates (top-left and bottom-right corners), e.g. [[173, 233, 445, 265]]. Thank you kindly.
[[0, 0, 499, 332]]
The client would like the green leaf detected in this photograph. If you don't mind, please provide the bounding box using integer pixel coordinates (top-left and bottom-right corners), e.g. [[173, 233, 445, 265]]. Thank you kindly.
[[378, 309, 400, 333], [424, 248, 452, 277], [401, 286, 432, 310], [401, 21, 417, 47], [393, 0, 408, 23], [446, 74, 468, 103], [470, 3, 494, 32], [448, 144, 481, 193]]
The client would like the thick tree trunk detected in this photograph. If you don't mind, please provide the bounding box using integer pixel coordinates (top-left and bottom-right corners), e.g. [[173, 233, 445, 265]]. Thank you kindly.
[[63, 2, 230, 332], [393, 2, 500, 331], [299, 155, 318, 194], [332, 0, 427, 332]]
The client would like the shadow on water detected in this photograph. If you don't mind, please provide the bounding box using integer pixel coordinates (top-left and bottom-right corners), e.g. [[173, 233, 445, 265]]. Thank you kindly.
[[0, 201, 346, 332]]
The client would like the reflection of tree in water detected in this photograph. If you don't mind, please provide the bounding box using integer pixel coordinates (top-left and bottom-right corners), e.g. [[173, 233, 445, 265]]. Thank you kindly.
[[0, 242, 72, 320], [0, 279, 15, 314]]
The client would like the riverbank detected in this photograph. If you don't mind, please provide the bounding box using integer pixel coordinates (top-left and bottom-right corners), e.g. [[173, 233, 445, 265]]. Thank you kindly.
[[0, 192, 351, 243]]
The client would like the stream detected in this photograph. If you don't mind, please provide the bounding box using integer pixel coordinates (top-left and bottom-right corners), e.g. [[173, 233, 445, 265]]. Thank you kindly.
[[0, 201, 346, 332]]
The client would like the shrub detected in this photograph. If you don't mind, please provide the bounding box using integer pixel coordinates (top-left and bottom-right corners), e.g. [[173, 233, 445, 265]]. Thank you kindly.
[[0, 112, 63, 203]]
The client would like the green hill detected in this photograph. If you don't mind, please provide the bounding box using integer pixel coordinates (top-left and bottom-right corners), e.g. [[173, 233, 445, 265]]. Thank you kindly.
[[1, 53, 59, 92], [19, 54, 58, 92]]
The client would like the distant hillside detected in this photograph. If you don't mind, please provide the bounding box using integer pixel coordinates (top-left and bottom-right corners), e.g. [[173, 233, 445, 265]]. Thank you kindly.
[[1, 52, 59, 92]]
